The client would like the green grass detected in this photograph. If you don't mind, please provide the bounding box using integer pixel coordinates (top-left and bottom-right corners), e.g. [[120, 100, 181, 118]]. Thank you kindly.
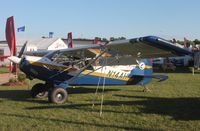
[[0, 67, 9, 74], [0, 73, 200, 130]]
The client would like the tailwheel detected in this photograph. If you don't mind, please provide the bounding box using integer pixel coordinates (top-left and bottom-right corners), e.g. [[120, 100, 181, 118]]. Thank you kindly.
[[48, 88, 68, 104], [30, 83, 48, 98], [143, 86, 151, 92]]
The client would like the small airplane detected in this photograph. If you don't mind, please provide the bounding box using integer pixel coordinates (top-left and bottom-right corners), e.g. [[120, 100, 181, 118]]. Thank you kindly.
[[8, 36, 192, 104], [5, 16, 192, 104]]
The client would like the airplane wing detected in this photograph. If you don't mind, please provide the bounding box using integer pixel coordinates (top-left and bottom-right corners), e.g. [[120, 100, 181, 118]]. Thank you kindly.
[[44, 36, 192, 66], [24, 50, 50, 57], [107, 36, 191, 58]]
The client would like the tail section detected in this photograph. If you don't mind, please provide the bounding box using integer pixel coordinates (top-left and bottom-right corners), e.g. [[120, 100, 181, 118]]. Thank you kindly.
[[129, 59, 153, 76], [67, 32, 73, 48], [128, 59, 153, 85], [128, 59, 168, 85]]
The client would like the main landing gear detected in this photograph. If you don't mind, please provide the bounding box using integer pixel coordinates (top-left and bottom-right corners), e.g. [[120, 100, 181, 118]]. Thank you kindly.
[[30, 83, 68, 104], [30, 83, 48, 98], [48, 88, 68, 104]]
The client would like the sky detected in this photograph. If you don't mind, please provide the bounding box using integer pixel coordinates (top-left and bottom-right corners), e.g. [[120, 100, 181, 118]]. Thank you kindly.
[[0, 0, 200, 40]]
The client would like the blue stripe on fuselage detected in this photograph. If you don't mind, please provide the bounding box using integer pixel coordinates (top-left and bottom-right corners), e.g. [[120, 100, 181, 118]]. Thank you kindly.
[[20, 60, 73, 81], [69, 74, 128, 86]]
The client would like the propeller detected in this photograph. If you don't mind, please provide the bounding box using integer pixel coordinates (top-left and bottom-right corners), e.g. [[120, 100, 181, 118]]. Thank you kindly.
[[8, 41, 27, 64], [18, 41, 27, 58]]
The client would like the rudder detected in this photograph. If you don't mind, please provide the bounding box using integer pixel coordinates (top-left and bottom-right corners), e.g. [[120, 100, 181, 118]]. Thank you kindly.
[[128, 59, 153, 85]]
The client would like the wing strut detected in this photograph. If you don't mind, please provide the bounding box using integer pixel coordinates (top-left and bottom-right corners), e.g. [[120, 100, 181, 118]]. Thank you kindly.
[[92, 64, 104, 108], [100, 57, 107, 117]]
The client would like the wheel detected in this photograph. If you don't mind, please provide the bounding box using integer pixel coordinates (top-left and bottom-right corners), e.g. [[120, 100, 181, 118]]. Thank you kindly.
[[30, 83, 48, 98], [49, 88, 68, 104]]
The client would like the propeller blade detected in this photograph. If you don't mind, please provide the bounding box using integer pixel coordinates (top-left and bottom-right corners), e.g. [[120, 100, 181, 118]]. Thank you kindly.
[[18, 41, 27, 58], [8, 56, 22, 64]]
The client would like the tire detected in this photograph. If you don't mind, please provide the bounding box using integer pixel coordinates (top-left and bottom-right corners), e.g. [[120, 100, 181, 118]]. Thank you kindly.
[[49, 88, 68, 104], [30, 83, 48, 98]]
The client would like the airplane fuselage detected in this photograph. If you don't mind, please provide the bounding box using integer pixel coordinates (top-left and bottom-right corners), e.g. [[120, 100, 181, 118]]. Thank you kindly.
[[20, 56, 153, 87]]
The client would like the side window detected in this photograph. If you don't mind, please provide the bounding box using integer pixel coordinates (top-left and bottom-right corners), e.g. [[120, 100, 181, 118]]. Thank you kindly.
[[46, 50, 95, 70], [45, 50, 60, 61]]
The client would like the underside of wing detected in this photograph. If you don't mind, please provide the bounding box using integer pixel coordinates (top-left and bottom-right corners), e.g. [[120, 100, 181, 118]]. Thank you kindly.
[[107, 36, 192, 59], [102, 36, 192, 65], [25, 50, 50, 57], [44, 36, 193, 67]]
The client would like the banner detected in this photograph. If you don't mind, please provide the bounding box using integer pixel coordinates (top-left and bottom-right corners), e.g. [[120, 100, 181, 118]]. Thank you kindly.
[[5, 16, 17, 72], [6, 16, 16, 56], [67, 32, 73, 48]]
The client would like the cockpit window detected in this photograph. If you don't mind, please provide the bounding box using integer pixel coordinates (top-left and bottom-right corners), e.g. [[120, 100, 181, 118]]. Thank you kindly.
[[45, 50, 92, 69]]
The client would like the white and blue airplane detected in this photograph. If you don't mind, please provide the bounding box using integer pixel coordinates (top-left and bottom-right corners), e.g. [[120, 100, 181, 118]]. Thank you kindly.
[[9, 36, 192, 104]]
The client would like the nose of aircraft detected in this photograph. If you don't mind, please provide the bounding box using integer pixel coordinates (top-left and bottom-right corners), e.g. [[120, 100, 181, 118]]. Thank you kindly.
[[8, 56, 22, 64]]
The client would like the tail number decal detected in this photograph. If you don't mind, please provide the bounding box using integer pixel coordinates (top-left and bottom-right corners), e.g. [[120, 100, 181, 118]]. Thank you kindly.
[[107, 70, 129, 79]]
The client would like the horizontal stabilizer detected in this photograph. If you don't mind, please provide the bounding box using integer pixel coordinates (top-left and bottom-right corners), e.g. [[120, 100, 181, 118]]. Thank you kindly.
[[151, 75, 168, 82]]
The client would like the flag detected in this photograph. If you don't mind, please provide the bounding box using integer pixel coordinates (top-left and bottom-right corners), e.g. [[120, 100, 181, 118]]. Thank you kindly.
[[67, 32, 73, 48], [49, 32, 54, 38], [17, 26, 25, 32], [94, 37, 101, 44]]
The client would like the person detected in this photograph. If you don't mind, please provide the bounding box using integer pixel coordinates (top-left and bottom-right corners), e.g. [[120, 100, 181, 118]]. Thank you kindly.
[[194, 51, 200, 70]]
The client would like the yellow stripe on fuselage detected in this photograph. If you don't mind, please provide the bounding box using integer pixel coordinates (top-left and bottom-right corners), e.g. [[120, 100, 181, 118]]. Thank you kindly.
[[82, 70, 130, 81], [143, 65, 152, 69], [81, 65, 152, 81], [29, 61, 68, 71]]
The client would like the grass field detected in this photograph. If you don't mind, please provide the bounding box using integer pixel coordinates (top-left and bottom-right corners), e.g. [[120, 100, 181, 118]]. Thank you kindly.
[[0, 73, 200, 130], [0, 67, 9, 74]]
